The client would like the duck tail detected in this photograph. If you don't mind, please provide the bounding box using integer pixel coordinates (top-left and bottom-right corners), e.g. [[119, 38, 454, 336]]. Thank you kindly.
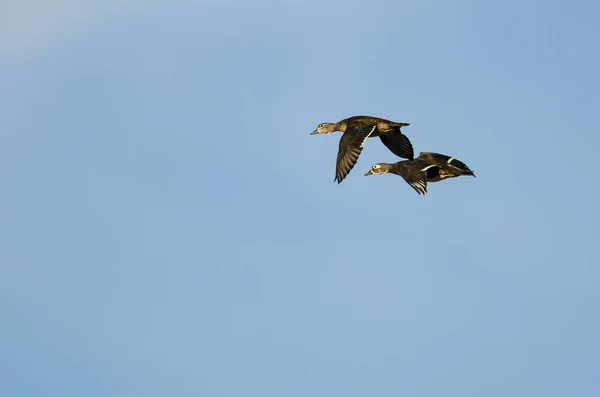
[[463, 169, 476, 178], [447, 157, 475, 177]]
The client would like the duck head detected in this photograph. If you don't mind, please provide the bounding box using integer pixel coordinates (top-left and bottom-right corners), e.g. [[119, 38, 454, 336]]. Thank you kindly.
[[364, 163, 394, 176], [310, 122, 337, 135]]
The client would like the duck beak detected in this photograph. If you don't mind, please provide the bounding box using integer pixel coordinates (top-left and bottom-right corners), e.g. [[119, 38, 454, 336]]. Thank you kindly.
[[364, 170, 373, 176], [310, 129, 319, 135]]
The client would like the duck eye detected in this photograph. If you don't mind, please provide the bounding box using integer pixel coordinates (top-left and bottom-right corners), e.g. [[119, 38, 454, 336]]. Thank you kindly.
[[373, 165, 380, 169]]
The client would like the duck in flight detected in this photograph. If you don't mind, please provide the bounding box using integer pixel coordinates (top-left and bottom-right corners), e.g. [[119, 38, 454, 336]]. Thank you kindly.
[[310, 115, 414, 184], [364, 152, 475, 195]]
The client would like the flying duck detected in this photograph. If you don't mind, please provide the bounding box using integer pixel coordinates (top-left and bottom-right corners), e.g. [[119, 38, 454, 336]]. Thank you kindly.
[[364, 151, 475, 195], [310, 115, 414, 183]]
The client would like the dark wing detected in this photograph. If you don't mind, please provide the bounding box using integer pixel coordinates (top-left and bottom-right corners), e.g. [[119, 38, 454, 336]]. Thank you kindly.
[[420, 152, 473, 173], [421, 164, 441, 179], [335, 124, 377, 183], [397, 164, 428, 195], [379, 129, 414, 160], [446, 157, 474, 174]]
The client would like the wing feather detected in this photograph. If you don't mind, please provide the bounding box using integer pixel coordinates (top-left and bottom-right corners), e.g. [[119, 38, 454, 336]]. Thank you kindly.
[[397, 164, 428, 195], [379, 129, 414, 159], [334, 125, 377, 183]]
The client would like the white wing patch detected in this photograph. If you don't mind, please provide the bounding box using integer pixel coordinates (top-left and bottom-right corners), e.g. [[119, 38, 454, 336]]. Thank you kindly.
[[421, 164, 436, 171], [360, 125, 377, 147], [447, 157, 455, 163]]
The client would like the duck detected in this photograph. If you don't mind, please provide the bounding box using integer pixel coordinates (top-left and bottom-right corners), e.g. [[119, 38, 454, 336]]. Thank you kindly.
[[310, 115, 414, 183], [364, 152, 475, 195]]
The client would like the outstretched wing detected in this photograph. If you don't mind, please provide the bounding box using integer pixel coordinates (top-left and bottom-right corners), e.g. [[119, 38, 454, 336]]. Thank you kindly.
[[379, 129, 414, 160], [335, 124, 377, 183], [398, 164, 428, 195]]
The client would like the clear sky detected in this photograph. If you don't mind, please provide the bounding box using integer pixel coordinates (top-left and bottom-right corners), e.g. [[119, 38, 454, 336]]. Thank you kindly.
[[1, 1, 599, 396]]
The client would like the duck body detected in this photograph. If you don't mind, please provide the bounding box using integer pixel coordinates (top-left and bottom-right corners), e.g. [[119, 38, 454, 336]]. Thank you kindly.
[[337, 116, 408, 137], [364, 152, 475, 195], [310, 115, 414, 183], [415, 152, 475, 182]]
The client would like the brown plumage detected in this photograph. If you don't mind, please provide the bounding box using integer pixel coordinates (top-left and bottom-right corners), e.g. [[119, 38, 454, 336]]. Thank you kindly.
[[310, 115, 414, 183], [364, 151, 475, 195]]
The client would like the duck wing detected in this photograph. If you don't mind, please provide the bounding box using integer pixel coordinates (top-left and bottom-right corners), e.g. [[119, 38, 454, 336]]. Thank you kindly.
[[335, 124, 377, 183], [445, 156, 474, 175], [379, 129, 414, 160], [419, 152, 475, 176], [397, 163, 428, 195]]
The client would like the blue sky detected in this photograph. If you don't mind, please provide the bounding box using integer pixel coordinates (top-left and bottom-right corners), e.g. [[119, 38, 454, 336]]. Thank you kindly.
[[1, 1, 599, 396]]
